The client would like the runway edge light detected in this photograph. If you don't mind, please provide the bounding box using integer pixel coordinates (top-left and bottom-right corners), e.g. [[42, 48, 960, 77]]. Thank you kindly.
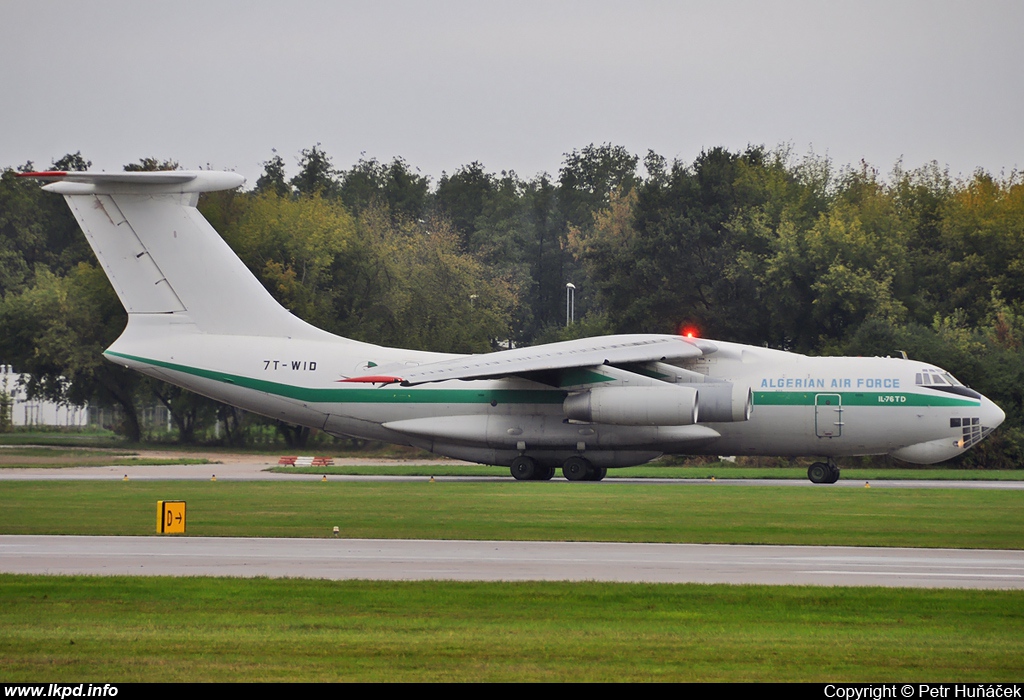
[[157, 500, 186, 534]]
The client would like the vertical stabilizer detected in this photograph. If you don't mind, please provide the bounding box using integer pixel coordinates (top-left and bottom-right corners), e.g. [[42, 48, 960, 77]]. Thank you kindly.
[[24, 171, 334, 340]]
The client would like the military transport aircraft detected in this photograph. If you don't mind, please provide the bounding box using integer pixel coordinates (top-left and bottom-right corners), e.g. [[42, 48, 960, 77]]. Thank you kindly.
[[22, 170, 1005, 483]]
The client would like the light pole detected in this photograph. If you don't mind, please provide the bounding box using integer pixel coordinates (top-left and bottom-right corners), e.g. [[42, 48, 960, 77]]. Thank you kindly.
[[565, 283, 575, 326]]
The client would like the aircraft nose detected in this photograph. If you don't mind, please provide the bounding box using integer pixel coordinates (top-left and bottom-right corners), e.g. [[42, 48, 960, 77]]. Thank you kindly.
[[981, 395, 1005, 430]]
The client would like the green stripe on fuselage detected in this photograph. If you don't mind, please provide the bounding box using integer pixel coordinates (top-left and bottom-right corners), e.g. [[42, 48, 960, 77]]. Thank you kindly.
[[753, 391, 978, 407], [557, 367, 616, 387], [106, 352, 566, 405]]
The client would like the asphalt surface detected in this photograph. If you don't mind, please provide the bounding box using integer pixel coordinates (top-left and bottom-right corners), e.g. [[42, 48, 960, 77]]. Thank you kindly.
[[2, 535, 1022, 588]]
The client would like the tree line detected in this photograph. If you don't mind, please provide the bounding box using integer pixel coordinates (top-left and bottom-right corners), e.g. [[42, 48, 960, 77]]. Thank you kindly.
[[1, 145, 1021, 466]]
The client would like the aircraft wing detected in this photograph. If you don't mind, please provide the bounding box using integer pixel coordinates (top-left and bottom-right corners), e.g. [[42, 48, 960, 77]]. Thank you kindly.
[[344, 334, 713, 386]]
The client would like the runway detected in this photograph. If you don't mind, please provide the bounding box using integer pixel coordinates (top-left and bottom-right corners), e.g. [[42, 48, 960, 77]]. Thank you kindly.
[[1, 461, 1022, 489], [2, 535, 1022, 589]]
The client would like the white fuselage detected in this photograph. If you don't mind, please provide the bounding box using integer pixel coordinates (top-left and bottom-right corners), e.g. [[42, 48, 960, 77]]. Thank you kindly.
[[106, 320, 1005, 469]]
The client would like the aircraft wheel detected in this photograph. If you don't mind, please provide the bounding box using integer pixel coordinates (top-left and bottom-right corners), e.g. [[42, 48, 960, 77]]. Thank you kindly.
[[536, 465, 555, 481], [807, 462, 829, 484], [827, 463, 840, 483], [589, 467, 607, 481], [510, 456, 538, 481], [562, 456, 593, 481]]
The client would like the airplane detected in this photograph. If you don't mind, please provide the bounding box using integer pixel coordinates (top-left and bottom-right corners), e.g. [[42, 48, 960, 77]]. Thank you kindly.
[[21, 169, 1006, 483]]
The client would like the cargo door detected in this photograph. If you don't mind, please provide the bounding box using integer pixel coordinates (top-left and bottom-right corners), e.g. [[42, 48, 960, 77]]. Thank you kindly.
[[815, 393, 844, 438]]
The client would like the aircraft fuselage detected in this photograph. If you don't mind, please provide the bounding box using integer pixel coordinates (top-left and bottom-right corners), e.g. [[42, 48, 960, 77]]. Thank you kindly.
[[106, 325, 1004, 472]]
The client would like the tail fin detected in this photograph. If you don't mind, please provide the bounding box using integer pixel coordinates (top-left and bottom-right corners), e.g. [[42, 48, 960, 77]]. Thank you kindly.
[[22, 171, 332, 340]]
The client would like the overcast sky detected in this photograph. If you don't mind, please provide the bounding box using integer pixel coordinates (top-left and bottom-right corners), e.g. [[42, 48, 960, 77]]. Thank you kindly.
[[2, 1, 1021, 186]]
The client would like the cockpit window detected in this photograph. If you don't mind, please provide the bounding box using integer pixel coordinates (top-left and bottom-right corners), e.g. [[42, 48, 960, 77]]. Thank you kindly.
[[916, 369, 965, 387]]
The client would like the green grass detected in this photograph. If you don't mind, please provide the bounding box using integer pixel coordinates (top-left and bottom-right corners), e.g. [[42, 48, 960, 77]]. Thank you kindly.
[[0, 431, 123, 447], [0, 430, 435, 458], [2, 481, 1022, 548], [1, 575, 1021, 682], [0, 459, 212, 469], [0, 447, 134, 457], [0, 447, 213, 469], [273, 462, 1024, 480]]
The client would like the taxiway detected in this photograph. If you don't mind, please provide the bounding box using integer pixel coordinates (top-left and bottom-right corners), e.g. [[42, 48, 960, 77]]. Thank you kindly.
[[2, 535, 1021, 589]]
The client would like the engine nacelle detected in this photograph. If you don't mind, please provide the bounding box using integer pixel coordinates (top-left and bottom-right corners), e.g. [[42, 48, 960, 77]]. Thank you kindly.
[[692, 382, 752, 422], [564, 386, 699, 426]]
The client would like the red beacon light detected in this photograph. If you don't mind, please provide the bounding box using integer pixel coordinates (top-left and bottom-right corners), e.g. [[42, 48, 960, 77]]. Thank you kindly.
[[680, 325, 699, 339]]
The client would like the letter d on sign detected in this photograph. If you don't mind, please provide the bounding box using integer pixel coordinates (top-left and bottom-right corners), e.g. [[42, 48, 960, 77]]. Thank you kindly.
[[157, 500, 186, 534]]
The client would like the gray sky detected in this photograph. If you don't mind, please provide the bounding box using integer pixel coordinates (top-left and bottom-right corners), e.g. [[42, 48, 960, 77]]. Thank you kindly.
[[2, 1, 1021, 186]]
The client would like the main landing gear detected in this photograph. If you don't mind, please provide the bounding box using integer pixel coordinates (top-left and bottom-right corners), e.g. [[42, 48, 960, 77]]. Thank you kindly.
[[561, 456, 606, 482], [510, 456, 553, 481], [807, 459, 840, 484], [509, 455, 606, 481]]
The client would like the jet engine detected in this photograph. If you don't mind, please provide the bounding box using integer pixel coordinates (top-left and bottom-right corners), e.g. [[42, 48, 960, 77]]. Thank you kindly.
[[563, 385, 699, 426], [690, 382, 752, 422]]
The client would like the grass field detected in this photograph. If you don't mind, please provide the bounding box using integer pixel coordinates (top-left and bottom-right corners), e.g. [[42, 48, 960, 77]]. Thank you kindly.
[[2, 575, 1022, 682], [0, 447, 213, 469], [2, 480, 1022, 549]]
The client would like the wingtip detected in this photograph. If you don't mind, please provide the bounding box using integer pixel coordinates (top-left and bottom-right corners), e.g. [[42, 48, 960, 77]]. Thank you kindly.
[[17, 171, 68, 179]]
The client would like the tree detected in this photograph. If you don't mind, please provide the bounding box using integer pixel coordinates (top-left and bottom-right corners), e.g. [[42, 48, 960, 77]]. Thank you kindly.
[[0, 168, 45, 296], [0, 264, 143, 441], [338, 156, 386, 213], [0, 369, 12, 432], [255, 150, 291, 197], [147, 379, 217, 444], [382, 157, 429, 222], [220, 190, 358, 332], [572, 147, 757, 336], [342, 206, 516, 352], [759, 201, 908, 351], [336, 155, 430, 222], [0, 164, 88, 295], [51, 152, 91, 172], [936, 171, 1024, 326], [124, 157, 179, 172], [290, 144, 337, 197], [435, 161, 496, 247], [890, 161, 952, 322], [559, 143, 639, 229], [522, 174, 566, 336]]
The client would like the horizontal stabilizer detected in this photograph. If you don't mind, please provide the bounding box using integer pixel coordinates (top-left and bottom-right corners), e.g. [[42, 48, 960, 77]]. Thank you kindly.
[[19, 170, 245, 195]]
